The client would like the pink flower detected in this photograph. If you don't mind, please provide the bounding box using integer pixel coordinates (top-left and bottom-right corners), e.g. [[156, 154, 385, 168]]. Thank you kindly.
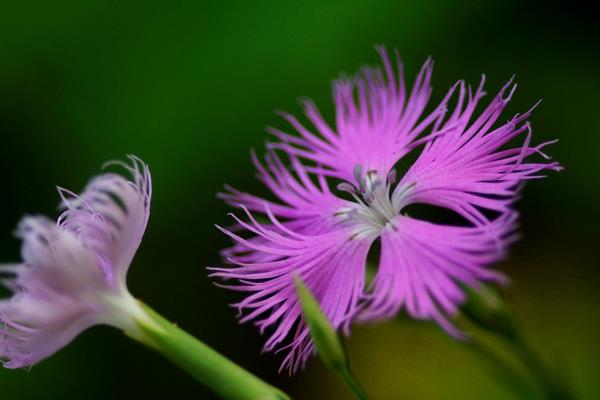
[[1, 156, 151, 368], [212, 47, 561, 373]]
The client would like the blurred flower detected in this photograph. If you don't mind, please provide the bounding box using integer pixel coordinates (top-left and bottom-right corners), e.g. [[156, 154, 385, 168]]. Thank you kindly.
[[0, 156, 151, 368], [211, 47, 561, 373]]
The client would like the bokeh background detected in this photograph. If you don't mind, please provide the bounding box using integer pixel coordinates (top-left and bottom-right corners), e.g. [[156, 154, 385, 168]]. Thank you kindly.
[[1, 1, 598, 399]]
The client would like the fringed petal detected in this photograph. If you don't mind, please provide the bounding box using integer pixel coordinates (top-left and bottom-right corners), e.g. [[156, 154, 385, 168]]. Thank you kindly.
[[57, 155, 152, 285], [393, 78, 561, 224], [1, 217, 109, 368], [210, 208, 374, 373], [269, 46, 457, 184], [218, 150, 347, 264], [219, 149, 344, 222], [359, 213, 518, 336]]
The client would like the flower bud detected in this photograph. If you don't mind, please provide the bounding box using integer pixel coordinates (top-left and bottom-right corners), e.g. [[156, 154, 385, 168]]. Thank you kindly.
[[294, 275, 347, 371], [461, 284, 518, 341]]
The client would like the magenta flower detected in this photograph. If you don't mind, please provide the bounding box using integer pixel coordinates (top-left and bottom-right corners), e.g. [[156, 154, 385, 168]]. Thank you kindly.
[[1, 156, 151, 368], [211, 47, 561, 373]]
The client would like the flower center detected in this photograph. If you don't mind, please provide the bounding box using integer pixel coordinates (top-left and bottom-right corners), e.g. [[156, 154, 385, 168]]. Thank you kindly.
[[335, 166, 401, 237]]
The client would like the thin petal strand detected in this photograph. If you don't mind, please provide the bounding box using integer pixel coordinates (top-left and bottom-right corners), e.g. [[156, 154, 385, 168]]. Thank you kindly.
[[360, 214, 517, 334], [57, 155, 152, 285], [394, 79, 561, 224], [211, 210, 374, 373], [271, 47, 456, 183]]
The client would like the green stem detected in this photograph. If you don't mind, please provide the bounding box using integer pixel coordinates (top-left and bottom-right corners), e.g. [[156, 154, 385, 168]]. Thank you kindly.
[[461, 338, 542, 399], [504, 334, 573, 400], [338, 365, 369, 400], [460, 284, 574, 399], [126, 300, 290, 400]]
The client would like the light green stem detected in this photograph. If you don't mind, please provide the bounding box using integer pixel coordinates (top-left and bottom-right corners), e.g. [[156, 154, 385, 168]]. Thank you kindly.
[[126, 301, 290, 400]]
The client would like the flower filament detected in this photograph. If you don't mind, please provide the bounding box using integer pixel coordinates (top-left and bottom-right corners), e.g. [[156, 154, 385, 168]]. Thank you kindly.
[[336, 166, 403, 237]]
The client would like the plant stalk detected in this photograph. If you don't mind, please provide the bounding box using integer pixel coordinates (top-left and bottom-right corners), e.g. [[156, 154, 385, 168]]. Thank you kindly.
[[125, 300, 290, 400]]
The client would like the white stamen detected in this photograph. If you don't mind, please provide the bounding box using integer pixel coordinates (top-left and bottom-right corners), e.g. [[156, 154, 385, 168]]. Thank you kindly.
[[336, 166, 404, 237]]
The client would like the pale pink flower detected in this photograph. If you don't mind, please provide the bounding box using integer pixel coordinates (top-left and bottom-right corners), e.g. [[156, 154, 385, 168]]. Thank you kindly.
[[1, 156, 151, 368]]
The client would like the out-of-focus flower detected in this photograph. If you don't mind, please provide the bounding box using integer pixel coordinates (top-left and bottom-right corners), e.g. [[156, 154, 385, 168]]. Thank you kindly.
[[1, 156, 151, 368], [211, 47, 561, 373]]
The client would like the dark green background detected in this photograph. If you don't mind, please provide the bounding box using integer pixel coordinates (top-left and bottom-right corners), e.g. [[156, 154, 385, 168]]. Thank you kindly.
[[1, 1, 598, 399]]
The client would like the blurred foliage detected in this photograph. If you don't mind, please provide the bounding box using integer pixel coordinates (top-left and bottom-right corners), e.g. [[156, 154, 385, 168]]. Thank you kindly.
[[1, 0, 598, 399]]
